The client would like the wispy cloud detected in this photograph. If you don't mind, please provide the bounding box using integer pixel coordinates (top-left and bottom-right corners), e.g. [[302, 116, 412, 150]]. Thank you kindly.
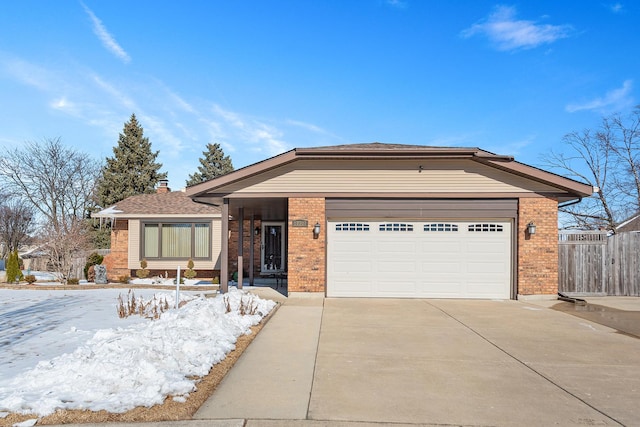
[[286, 119, 326, 134], [609, 2, 624, 13], [486, 135, 536, 157], [81, 2, 131, 64], [91, 74, 137, 111], [3, 57, 55, 91], [0, 54, 342, 186], [566, 80, 634, 113], [385, 0, 408, 9], [461, 5, 573, 51], [210, 104, 290, 156]]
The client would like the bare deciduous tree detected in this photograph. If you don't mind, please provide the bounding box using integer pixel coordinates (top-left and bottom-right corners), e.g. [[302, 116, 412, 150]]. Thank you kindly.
[[0, 138, 101, 279], [0, 138, 101, 234], [604, 110, 640, 211], [543, 106, 640, 231], [38, 217, 91, 283]]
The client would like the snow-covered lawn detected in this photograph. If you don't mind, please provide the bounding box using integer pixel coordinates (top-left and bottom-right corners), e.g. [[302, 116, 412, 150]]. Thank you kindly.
[[0, 287, 276, 418]]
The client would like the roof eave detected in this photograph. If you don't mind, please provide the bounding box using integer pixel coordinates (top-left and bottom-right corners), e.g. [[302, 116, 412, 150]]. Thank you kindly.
[[477, 158, 595, 199], [186, 149, 298, 197]]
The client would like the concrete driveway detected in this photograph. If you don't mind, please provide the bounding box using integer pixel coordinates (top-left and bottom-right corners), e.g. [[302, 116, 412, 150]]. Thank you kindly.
[[196, 292, 640, 426]]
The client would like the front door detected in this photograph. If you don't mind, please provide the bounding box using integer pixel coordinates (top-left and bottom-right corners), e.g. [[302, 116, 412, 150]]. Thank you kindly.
[[261, 221, 285, 273]]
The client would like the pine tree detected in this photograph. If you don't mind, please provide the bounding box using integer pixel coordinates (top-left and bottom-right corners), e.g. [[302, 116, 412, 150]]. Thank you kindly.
[[96, 114, 167, 207], [185, 143, 234, 187], [5, 250, 23, 283]]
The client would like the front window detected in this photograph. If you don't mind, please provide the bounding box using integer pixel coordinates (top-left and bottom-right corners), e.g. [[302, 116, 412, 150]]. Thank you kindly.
[[142, 222, 210, 259]]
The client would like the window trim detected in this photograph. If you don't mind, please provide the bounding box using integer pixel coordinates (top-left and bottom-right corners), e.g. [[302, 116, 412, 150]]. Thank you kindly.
[[140, 220, 212, 261]]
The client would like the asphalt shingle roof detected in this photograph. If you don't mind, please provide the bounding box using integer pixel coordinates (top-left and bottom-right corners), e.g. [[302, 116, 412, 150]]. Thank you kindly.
[[100, 191, 220, 216]]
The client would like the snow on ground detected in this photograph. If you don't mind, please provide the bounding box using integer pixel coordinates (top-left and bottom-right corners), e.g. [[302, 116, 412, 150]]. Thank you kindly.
[[0, 287, 276, 417]]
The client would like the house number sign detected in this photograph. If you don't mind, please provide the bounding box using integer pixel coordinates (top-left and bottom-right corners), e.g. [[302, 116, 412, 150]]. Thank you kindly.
[[292, 220, 308, 227]]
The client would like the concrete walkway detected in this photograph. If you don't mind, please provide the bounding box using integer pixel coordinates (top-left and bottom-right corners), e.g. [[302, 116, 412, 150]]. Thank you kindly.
[[195, 292, 323, 420]]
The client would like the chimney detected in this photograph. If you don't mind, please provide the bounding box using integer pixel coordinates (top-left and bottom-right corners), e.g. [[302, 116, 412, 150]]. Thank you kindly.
[[157, 179, 171, 194]]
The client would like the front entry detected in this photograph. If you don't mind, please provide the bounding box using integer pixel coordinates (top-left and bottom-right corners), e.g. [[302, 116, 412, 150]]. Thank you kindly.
[[261, 221, 286, 273]]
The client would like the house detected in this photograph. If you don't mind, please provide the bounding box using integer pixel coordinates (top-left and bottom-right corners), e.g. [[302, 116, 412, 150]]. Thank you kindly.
[[616, 213, 640, 233], [93, 180, 222, 281], [185, 143, 594, 299]]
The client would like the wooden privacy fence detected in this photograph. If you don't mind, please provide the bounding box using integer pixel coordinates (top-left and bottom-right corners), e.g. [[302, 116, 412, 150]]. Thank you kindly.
[[559, 231, 640, 296]]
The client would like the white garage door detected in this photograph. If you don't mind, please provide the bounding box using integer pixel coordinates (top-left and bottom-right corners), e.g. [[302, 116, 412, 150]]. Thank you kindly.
[[327, 220, 512, 299]]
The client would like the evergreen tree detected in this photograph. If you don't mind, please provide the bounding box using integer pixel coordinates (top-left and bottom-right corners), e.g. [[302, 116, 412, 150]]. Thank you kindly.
[[185, 143, 234, 187], [5, 250, 23, 283], [96, 114, 167, 207]]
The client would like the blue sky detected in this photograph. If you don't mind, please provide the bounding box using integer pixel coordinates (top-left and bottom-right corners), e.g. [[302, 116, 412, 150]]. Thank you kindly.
[[1, 1, 637, 189]]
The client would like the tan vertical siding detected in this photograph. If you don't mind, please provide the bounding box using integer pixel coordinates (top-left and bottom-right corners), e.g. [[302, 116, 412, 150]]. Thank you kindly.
[[210, 219, 222, 270], [128, 220, 140, 269]]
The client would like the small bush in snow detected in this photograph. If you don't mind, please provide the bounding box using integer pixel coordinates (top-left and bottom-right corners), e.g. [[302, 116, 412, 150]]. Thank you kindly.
[[184, 258, 197, 279], [118, 275, 130, 284], [136, 259, 150, 279], [67, 278, 80, 285], [24, 274, 37, 284]]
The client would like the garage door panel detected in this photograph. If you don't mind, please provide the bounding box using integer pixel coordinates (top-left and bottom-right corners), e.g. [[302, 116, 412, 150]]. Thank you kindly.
[[327, 220, 511, 299], [420, 240, 461, 252], [378, 261, 416, 273], [378, 281, 418, 295], [418, 280, 464, 297], [467, 261, 508, 274], [420, 261, 461, 274], [331, 280, 373, 296], [377, 242, 417, 257]]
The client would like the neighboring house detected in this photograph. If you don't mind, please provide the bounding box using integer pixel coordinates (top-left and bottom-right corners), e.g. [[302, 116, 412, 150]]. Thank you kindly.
[[186, 143, 594, 299], [616, 213, 640, 233], [93, 181, 222, 281]]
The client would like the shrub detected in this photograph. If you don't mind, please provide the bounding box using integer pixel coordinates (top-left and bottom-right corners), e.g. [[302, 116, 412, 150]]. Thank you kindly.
[[118, 275, 130, 284], [84, 252, 104, 280], [24, 274, 37, 285], [5, 250, 23, 284], [184, 258, 197, 279], [212, 276, 220, 284], [136, 259, 150, 279], [67, 278, 80, 285]]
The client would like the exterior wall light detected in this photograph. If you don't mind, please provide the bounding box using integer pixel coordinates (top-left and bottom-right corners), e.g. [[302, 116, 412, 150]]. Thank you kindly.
[[527, 221, 536, 235], [313, 222, 321, 239], [254, 226, 260, 236]]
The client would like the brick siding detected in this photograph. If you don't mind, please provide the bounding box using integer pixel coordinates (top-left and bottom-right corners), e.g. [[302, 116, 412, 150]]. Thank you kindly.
[[287, 198, 326, 292], [517, 197, 559, 295]]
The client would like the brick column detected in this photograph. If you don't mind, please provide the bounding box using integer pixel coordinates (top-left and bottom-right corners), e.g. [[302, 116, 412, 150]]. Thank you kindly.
[[102, 220, 130, 282], [518, 197, 559, 296], [288, 197, 326, 293]]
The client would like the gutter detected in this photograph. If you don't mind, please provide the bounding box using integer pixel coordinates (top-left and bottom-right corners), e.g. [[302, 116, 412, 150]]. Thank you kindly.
[[558, 197, 582, 209]]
